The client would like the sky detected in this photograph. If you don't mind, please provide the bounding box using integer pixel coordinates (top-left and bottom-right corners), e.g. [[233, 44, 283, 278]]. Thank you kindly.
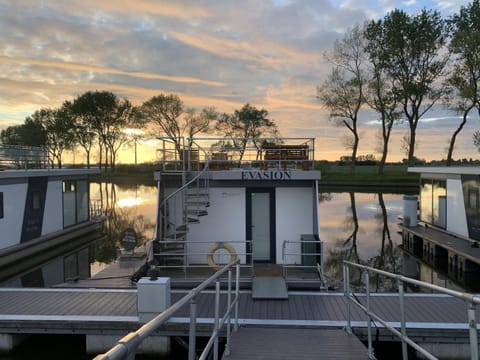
[[1, 0, 479, 163]]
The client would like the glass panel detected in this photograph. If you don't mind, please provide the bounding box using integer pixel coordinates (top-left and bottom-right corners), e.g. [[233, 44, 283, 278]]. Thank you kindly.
[[64, 253, 77, 280], [463, 175, 480, 240], [0, 192, 3, 219], [63, 181, 76, 227], [76, 180, 88, 223], [252, 192, 270, 261], [433, 180, 446, 228], [78, 248, 90, 279], [420, 179, 433, 223]]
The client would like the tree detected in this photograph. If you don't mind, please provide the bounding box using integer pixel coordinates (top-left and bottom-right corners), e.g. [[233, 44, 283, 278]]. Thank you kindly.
[[369, 9, 449, 166], [446, 0, 480, 165], [38, 106, 75, 168], [215, 103, 278, 163], [103, 98, 135, 171], [317, 25, 367, 174], [140, 94, 218, 162], [140, 94, 185, 159], [1, 115, 46, 147], [71, 91, 120, 170], [364, 21, 402, 174]]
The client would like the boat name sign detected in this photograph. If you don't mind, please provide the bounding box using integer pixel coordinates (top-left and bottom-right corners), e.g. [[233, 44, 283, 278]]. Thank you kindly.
[[241, 171, 291, 180]]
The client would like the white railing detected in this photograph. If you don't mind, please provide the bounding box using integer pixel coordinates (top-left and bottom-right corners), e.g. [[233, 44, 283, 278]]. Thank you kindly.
[[282, 239, 325, 288], [93, 259, 241, 360], [343, 260, 480, 360]]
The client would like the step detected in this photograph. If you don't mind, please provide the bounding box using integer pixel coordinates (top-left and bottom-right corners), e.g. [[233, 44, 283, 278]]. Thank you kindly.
[[186, 209, 208, 216], [185, 200, 210, 207], [187, 217, 200, 224], [164, 230, 188, 239]]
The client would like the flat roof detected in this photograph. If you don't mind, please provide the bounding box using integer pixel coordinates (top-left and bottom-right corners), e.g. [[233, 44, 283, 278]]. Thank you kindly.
[[408, 166, 480, 175], [0, 168, 100, 180]]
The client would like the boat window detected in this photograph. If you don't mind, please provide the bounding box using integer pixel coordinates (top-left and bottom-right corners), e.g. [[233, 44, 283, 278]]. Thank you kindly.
[[420, 179, 446, 228], [63, 180, 89, 227], [0, 192, 3, 219], [32, 191, 41, 210]]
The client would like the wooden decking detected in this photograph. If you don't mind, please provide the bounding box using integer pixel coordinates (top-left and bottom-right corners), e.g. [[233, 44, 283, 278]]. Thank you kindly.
[[223, 327, 368, 359], [0, 288, 477, 330]]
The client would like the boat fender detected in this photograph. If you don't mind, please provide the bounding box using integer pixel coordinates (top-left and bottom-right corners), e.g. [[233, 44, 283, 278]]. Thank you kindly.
[[207, 242, 238, 270]]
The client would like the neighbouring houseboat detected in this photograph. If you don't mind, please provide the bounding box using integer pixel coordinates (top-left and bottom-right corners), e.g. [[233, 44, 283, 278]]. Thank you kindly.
[[150, 137, 323, 293], [0, 145, 103, 286], [401, 166, 480, 290]]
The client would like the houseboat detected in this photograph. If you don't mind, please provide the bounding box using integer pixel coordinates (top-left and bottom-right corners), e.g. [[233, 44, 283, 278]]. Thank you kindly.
[[0, 145, 103, 286], [150, 137, 322, 293], [401, 166, 480, 290]]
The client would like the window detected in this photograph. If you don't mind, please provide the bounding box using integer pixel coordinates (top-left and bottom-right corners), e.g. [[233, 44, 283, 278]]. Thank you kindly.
[[0, 192, 3, 219], [32, 191, 41, 210], [63, 180, 89, 227]]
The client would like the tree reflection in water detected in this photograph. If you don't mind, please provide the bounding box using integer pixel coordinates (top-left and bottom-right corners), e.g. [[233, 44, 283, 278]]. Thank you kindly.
[[90, 182, 156, 265], [321, 191, 403, 291]]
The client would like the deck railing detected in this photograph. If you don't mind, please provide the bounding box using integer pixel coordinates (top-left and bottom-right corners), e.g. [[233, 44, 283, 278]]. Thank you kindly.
[[343, 260, 480, 360], [156, 137, 315, 171], [0, 144, 48, 169], [93, 259, 241, 360]]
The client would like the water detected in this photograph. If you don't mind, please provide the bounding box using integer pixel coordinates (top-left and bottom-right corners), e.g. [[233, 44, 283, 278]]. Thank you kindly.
[[2, 182, 467, 359]]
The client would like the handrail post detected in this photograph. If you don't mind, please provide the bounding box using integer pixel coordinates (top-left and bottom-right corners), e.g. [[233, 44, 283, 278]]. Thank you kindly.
[[235, 263, 240, 331], [214, 280, 220, 360], [467, 301, 478, 360], [344, 262, 352, 334], [398, 278, 408, 360], [224, 269, 232, 356], [188, 296, 197, 360], [365, 269, 374, 359]]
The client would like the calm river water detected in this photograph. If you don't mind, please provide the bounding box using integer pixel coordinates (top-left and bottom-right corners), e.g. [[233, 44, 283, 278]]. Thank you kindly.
[[87, 182, 468, 292]]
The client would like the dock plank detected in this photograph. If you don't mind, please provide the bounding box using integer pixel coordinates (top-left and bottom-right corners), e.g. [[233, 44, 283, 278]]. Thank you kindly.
[[223, 327, 369, 359]]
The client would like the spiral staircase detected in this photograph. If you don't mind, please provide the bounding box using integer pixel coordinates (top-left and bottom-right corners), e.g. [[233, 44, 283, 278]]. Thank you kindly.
[[151, 140, 210, 269]]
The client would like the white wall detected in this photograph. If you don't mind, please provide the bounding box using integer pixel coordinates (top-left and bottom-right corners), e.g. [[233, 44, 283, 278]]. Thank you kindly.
[[276, 187, 314, 264], [42, 180, 63, 234], [447, 178, 469, 237], [186, 187, 246, 265], [0, 183, 27, 248]]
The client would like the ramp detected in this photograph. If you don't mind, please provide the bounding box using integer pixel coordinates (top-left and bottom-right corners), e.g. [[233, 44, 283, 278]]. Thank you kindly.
[[222, 327, 368, 359], [252, 276, 288, 299]]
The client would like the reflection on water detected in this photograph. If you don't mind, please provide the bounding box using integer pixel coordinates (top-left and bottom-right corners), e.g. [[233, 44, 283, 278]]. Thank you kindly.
[[89, 182, 157, 274], [320, 191, 404, 291], [91, 184, 472, 292]]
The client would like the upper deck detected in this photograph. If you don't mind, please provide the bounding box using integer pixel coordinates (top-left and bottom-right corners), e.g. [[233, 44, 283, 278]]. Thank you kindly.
[[155, 137, 318, 176]]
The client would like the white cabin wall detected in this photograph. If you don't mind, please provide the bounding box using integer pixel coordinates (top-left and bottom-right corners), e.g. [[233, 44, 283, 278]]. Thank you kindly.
[[42, 180, 63, 234], [446, 178, 469, 237], [186, 187, 246, 265], [1, 183, 27, 247], [276, 187, 314, 264]]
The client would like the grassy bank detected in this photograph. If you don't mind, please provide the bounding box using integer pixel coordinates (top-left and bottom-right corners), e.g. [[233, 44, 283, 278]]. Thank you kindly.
[[316, 164, 419, 184], [92, 162, 420, 185]]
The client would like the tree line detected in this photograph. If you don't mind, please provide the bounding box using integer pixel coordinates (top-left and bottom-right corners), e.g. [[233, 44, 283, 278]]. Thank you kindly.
[[0, 91, 277, 170], [317, 1, 480, 173]]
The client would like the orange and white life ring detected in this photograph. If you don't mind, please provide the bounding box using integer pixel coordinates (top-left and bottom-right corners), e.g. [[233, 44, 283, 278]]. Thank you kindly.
[[207, 242, 238, 270]]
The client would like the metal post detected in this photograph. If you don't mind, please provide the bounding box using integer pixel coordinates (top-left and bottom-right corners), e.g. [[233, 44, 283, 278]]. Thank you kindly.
[[398, 278, 408, 360], [467, 302, 478, 360], [365, 269, 374, 359], [345, 263, 352, 334], [235, 263, 240, 331], [224, 269, 232, 356], [188, 296, 198, 360], [214, 280, 220, 360]]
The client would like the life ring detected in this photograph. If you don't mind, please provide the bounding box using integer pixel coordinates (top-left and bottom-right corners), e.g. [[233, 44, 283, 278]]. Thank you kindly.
[[207, 242, 238, 270]]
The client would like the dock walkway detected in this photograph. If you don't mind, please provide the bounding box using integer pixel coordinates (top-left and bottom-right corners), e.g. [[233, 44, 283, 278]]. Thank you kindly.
[[222, 327, 368, 359], [0, 288, 477, 331]]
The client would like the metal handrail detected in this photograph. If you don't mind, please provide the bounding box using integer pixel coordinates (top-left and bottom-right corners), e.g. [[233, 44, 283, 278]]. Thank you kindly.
[[93, 259, 241, 360], [343, 260, 480, 360], [156, 137, 210, 241]]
